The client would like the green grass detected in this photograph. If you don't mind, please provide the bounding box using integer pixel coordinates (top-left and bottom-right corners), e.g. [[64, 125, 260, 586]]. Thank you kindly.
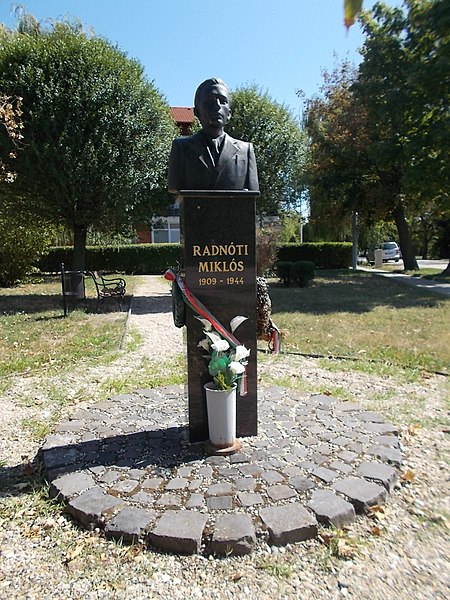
[[267, 270, 449, 375], [0, 276, 131, 378]]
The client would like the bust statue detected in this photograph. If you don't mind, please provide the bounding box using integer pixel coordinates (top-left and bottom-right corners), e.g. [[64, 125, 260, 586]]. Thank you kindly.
[[168, 78, 259, 194]]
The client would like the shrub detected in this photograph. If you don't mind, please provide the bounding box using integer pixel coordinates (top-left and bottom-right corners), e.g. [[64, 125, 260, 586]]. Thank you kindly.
[[256, 227, 280, 276], [290, 260, 315, 287], [37, 243, 182, 275], [275, 260, 315, 287], [275, 261, 293, 286], [0, 217, 53, 286], [277, 242, 352, 268]]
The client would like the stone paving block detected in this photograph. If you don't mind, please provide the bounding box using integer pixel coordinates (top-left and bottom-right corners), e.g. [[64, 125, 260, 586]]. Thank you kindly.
[[262, 471, 285, 485], [357, 461, 399, 491], [209, 514, 256, 556], [176, 466, 193, 477], [298, 436, 317, 447], [312, 467, 337, 483], [333, 476, 387, 513], [149, 510, 208, 554], [207, 495, 233, 510], [366, 445, 403, 468], [131, 490, 154, 505], [259, 503, 318, 546], [282, 466, 303, 477], [49, 471, 95, 501], [189, 479, 202, 491], [66, 487, 123, 529], [157, 493, 181, 507], [229, 452, 250, 464], [141, 477, 164, 490], [330, 436, 351, 447], [288, 476, 316, 492], [333, 402, 361, 412], [235, 477, 256, 491], [307, 489, 356, 528], [357, 411, 385, 423], [337, 450, 358, 463], [328, 461, 353, 474], [104, 507, 156, 543], [373, 435, 400, 448], [239, 464, 263, 477], [267, 485, 297, 501], [310, 453, 329, 466], [165, 477, 189, 490], [186, 493, 204, 508], [206, 482, 233, 496], [198, 466, 213, 477], [110, 479, 140, 496], [55, 420, 86, 433], [238, 492, 264, 507], [364, 422, 399, 435], [42, 446, 82, 471], [128, 468, 147, 479], [41, 433, 77, 451]]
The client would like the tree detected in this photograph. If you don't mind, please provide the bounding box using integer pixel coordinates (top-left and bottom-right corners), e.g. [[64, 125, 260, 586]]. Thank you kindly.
[[0, 16, 177, 271], [354, 0, 450, 270], [0, 93, 23, 183], [225, 85, 306, 217], [303, 61, 378, 243]]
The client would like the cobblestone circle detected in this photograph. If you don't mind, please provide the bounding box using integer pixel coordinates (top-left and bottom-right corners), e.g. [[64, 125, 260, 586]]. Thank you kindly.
[[40, 384, 402, 556]]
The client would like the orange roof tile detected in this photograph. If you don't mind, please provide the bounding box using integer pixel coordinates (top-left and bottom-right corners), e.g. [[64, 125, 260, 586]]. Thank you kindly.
[[170, 107, 195, 124]]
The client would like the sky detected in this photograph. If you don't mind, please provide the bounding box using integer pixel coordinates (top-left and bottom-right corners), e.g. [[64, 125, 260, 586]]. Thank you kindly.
[[1, 0, 403, 119]]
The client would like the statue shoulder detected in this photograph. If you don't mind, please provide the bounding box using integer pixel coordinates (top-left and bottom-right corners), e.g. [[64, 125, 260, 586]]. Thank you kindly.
[[225, 133, 252, 149], [173, 132, 203, 146]]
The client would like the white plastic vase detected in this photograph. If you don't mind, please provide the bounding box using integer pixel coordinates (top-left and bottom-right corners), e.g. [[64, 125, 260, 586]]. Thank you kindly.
[[204, 382, 237, 448]]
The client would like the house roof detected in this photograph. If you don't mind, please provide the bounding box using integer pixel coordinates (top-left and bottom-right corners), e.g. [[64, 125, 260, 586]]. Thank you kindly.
[[170, 107, 195, 124]]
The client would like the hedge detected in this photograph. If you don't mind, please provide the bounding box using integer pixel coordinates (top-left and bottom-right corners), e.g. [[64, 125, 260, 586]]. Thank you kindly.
[[37, 241, 352, 275], [277, 242, 352, 269], [275, 260, 315, 287], [37, 243, 182, 275]]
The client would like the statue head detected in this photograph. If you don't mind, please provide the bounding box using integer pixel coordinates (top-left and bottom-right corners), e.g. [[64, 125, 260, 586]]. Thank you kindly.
[[194, 78, 231, 135]]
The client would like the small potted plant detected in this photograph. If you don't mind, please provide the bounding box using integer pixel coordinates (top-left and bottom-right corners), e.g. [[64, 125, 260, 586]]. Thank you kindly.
[[197, 316, 250, 449]]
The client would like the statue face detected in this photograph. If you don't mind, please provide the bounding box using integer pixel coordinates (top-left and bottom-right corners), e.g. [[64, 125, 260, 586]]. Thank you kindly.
[[195, 83, 231, 130]]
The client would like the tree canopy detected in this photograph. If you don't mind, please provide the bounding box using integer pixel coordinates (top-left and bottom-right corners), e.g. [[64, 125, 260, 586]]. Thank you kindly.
[[225, 85, 306, 217], [0, 16, 177, 270], [303, 0, 449, 269]]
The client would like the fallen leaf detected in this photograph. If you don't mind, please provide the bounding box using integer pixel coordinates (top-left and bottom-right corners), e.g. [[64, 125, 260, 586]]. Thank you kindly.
[[407, 424, 421, 436], [401, 469, 415, 482], [66, 544, 84, 562], [371, 525, 383, 536]]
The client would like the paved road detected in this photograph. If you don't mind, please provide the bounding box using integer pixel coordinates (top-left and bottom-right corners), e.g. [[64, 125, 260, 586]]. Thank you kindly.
[[359, 262, 450, 298]]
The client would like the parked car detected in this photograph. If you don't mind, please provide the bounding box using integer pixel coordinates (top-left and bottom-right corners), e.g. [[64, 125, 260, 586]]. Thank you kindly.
[[366, 242, 401, 264]]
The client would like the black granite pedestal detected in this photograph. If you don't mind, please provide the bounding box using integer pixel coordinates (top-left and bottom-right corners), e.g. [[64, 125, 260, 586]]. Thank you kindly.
[[180, 191, 258, 443]]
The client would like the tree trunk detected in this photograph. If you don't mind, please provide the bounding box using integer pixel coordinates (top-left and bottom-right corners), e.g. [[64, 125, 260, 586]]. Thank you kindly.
[[351, 210, 358, 270], [392, 204, 419, 271], [442, 261, 450, 276], [72, 224, 87, 271]]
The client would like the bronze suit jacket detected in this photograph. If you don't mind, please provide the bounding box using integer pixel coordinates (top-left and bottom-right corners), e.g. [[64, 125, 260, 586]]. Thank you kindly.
[[168, 132, 259, 194]]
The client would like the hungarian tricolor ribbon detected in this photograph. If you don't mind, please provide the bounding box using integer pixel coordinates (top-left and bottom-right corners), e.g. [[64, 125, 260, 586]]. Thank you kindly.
[[164, 268, 248, 396]]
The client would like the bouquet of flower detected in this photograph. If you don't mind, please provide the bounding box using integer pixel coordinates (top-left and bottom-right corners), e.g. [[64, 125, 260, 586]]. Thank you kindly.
[[197, 316, 250, 391]]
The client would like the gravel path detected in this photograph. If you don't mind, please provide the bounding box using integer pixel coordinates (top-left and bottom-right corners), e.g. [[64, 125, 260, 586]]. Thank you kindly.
[[0, 276, 449, 599]]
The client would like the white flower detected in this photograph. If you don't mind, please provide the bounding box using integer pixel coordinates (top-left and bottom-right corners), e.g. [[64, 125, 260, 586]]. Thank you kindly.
[[195, 316, 212, 331], [229, 361, 246, 375], [197, 338, 210, 351], [205, 331, 222, 345], [230, 316, 248, 333], [234, 345, 250, 362], [211, 338, 230, 352]]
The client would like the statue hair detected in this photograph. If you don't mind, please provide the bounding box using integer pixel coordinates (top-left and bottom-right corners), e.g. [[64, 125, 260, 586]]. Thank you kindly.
[[194, 78, 231, 110]]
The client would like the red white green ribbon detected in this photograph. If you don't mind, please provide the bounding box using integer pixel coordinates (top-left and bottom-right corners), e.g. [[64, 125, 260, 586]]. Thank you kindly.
[[164, 268, 248, 395]]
